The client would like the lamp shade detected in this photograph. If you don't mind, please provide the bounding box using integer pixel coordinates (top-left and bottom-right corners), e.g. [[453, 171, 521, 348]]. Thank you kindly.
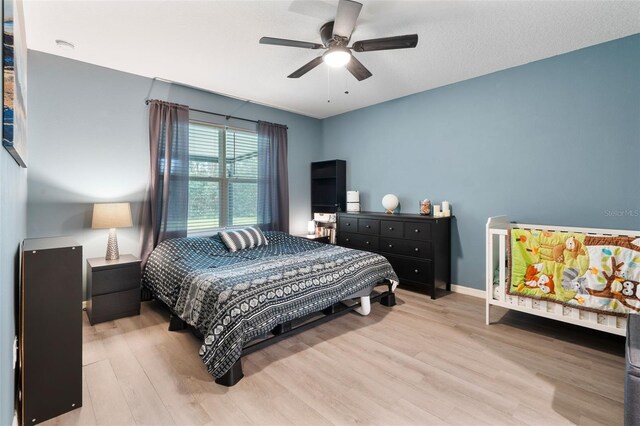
[[92, 203, 133, 229]]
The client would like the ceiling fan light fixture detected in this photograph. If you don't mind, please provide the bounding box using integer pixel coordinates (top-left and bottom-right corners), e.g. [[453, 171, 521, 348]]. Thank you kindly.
[[323, 47, 351, 67]]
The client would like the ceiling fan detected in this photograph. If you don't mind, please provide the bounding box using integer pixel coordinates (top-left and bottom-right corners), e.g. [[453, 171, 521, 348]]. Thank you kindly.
[[259, 0, 418, 81]]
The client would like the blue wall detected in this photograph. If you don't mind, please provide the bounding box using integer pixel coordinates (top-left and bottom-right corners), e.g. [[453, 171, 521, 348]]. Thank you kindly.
[[0, 143, 27, 424], [1, 2, 28, 420], [25, 34, 640, 295], [321, 34, 640, 289], [26, 51, 322, 297]]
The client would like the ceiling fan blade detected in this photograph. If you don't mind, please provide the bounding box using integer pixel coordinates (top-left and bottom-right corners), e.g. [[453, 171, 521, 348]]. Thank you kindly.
[[345, 55, 372, 81], [260, 37, 323, 50], [332, 0, 362, 40], [288, 56, 324, 78], [352, 34, 418, 52]]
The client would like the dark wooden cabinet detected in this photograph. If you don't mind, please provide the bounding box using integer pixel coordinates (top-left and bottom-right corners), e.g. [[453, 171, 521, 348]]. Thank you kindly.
[[337, 212, 451, 299], [21, 237, 83, 424], [87, 254, 141, 325], [311, 160, 346, 214]]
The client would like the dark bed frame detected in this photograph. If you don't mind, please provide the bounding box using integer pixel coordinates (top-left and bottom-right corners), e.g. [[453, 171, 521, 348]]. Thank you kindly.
[[143, 281, 396, 386]]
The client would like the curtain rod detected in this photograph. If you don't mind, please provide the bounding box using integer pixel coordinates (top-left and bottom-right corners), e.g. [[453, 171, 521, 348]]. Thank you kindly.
[[144, 99, 288, 130]]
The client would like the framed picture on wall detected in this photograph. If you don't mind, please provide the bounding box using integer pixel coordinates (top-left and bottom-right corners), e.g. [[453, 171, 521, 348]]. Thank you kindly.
[[3, 0, 27, 167]]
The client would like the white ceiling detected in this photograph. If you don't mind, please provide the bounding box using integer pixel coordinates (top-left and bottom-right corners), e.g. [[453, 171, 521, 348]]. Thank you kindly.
[[24, 0, 640, 119]]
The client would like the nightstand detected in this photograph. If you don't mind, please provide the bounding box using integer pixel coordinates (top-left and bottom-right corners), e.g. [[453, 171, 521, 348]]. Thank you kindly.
[[86, 254, 141, 325], [297, 234, 331, 244]]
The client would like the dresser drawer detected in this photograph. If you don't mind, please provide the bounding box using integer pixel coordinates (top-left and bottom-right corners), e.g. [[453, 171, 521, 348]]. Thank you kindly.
[[404, 222, 432, 240], [90, 263, 140, 296], [338, 216, 357, 232], [358, 218, 379, 235], [380, 237, 433, 259], [380, 220, 404, 238], [338, 232, 379, 251], [385, 255, 433, 284]]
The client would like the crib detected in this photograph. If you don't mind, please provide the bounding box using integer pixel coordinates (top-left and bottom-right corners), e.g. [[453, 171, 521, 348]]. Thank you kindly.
[[486, 216, 640, 336]]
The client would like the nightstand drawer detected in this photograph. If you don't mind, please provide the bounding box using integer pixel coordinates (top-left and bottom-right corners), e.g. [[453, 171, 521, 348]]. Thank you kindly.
[[385, 255, 432, 284], [380, 237, 433, 259], [88, 288, 140, 325], [338, 232, 379, 251], [358, 218, 379, 235], [380, 220, 404, 238], [91, 264, 140, 296], [404, 222, 432, 240]]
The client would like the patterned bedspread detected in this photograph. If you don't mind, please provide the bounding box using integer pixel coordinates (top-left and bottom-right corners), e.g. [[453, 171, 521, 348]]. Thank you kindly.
[[142, 232, 398, 378]]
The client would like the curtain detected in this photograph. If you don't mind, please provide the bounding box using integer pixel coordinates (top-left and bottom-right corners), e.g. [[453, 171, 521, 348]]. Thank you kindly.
[[140, 100, 190, 267], [257, 121, 289, 232]]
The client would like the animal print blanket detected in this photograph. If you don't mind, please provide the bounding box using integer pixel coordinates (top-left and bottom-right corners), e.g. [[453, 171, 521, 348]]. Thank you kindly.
[[508, 228, 640, 316]]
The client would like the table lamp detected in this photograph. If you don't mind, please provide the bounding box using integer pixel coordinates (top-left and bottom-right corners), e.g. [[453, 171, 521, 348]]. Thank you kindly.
[[92, 202, 133, 260]]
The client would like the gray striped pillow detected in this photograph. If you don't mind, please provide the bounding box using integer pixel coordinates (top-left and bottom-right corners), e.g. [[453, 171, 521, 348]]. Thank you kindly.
[[219, 226, 269, 252]]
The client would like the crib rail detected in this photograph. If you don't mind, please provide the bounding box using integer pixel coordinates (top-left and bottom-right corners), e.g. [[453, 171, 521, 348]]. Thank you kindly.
[[485, 216, 640, 336]]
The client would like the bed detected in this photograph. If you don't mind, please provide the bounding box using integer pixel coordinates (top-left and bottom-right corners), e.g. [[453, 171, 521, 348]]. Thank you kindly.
[[142, 231, 398, 385], [486, 216, 640, 336]]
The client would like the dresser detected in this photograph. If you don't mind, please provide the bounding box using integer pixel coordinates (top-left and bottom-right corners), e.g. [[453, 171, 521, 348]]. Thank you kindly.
[[337, 212, 451, 299], [87, 254, 141, 324], [21, 237, 83, 424]]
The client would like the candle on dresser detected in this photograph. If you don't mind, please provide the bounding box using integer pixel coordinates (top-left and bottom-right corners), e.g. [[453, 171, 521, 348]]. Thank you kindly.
[[433, 205, 441, 215], [442, 201, 450, 212]]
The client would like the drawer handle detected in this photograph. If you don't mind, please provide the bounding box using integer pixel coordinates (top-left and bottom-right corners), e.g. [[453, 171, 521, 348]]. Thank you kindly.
[[414, 247, 419, 252], [346, 223, 351, 226], [414, 269, 419, 274], [346, 238, 350, 242], [366, 225, 371, 229], [388, 244, 393, 248], [388, 227, 394, 231], [414, 229, 420, 233], [366, 241, 370, 245]]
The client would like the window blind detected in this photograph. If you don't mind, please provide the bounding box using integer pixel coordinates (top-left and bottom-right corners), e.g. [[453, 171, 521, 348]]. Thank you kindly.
[[187, 122, 258, 232]]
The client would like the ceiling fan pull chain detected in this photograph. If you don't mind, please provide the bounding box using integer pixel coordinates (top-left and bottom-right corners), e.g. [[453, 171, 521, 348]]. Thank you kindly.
[[327, 67, 331, 103], [344, 69, 349, 95]]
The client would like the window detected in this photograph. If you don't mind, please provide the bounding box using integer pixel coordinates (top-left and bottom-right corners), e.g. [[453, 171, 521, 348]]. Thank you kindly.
[[188, 121, 258, 233]]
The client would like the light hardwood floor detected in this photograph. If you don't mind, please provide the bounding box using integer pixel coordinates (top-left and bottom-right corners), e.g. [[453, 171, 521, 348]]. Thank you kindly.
[[43, 288, 625, 426]]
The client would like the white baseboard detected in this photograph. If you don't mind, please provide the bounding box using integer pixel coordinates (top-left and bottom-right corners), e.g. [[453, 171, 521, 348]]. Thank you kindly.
[[13, 410, 18, 426], [450, 284, 485, 299], [82, 301, 87, 310]]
